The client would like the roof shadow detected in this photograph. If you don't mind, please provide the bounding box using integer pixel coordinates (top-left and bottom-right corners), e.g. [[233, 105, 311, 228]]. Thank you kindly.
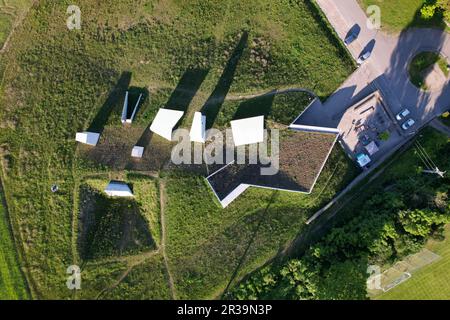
[[134, 67, 209, 147], [232, 92, 276, 121], [125, 86, 149, 120], [201, 31, 249, 129], [87, 71, 132, 133]]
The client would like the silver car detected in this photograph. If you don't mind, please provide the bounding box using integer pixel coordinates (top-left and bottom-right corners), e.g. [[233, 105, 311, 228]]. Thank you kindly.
[[401, 118, 415, 130], [396, 108, 410, 121]]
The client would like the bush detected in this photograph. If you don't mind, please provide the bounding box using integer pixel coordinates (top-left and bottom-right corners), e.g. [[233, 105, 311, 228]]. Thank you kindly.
[[421, 4, 438, 19], [379, 131, 390, 141]]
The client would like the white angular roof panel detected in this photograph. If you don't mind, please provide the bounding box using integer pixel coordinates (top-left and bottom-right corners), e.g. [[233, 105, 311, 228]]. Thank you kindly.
[[75, 132, 100, 146], [190, 112, 206, 143], [230, 116, 264, 146], [131, 146, 144, 158], [105, 181, 134, 197], [150, 108, 184, 141]]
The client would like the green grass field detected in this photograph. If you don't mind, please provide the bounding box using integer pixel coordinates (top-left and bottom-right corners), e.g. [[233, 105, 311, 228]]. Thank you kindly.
[[358, 0, 446, 32], [165, 146, 359, 299], [0, 0, 34, 48], [0, 0, 355, 299], [0, 188, 29, 300], [377, 225, 450, 300]]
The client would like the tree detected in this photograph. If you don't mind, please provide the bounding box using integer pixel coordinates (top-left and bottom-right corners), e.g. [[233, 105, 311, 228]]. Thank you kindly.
[[399, 209, 450, 238], [277, 260, 318, 300], [316, 260, 368, 300], [421, 4, 438, 19], [437, 0, 450, 21], [421, 0, 450, 22]]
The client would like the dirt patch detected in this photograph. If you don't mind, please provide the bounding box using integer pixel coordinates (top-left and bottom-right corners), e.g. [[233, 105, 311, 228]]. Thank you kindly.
[[78, 125, 172, 171]]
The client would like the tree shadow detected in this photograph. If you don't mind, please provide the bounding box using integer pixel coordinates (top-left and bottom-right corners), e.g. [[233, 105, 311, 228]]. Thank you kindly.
[[87, 71, 132, 133], [201, 31, 249, 129], [409, 0, 447, 30], [383, 6, 447, 125]]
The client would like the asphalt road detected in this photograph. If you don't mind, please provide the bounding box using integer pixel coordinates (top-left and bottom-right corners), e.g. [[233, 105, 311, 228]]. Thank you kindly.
[[316, 0, 450, 130]]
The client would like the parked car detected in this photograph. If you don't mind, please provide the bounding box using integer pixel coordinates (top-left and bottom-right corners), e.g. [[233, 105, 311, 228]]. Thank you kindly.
[[357, 50, 371, 65], [401, 118, 415, 130], [344, 32, 357, 46], [396, 108, 411, 121]]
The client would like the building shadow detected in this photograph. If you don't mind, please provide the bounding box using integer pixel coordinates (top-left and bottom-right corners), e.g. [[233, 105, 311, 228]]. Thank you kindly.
[[87, 71, 132, 133], [232, 91, 276, 121], [134, 68, 209, 148], [201, 31, 249, 129], [125, 86, 149, 121], [166, 68, 210, 113]]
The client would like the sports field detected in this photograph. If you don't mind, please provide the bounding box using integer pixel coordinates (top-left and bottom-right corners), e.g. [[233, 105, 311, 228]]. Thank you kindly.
[[377, 225, 450, 300]]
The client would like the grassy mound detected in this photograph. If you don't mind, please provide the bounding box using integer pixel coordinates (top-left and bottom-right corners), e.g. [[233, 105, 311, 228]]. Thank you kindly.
[[78, 184, 156, 260]]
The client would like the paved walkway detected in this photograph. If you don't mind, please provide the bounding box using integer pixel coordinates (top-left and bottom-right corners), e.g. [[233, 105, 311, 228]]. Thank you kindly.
[[304, 0, 450, 225], [316, 0, 450, 129]]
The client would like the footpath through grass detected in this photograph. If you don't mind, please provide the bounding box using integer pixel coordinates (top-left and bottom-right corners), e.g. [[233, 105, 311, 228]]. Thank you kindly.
[[0, 0, 34, 48], [0, 186, 29, 300]]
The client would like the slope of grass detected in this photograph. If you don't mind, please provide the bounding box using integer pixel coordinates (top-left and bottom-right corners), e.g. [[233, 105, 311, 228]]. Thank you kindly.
[[0, 0, 355, 298], [104, 254, 171, 300], [164, 146, 359, 299], [0, 0, 34, 48], [0, 187, 29, 300], [377, 225, 450, 300]]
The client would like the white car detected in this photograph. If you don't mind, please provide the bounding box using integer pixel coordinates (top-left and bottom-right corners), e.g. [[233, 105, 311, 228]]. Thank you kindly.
[[396, 108, 411, 121], [401, 118, 415, 130], [357, 51, 371, 65]]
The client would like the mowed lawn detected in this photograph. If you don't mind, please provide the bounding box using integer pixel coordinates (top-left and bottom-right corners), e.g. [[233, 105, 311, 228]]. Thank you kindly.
[[358, 0, 445, 31], [0, 189, 29, 299], [377, 225, 450, 300], [0, 0, 355, 298]]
